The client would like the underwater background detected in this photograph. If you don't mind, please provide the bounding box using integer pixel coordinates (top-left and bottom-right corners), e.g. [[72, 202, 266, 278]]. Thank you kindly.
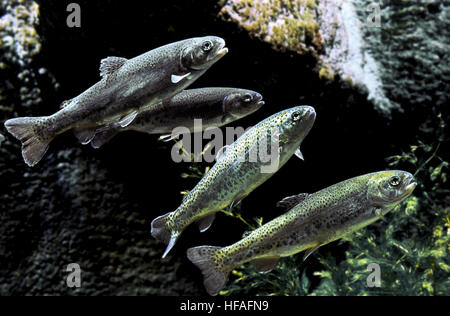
[[0, 0, 448, 295]]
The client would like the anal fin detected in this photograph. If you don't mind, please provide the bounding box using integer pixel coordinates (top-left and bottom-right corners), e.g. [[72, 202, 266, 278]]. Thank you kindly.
[[252, 256, 280, 273], [90, 128, 119, 149], [198, 213, 216, 233], [73, 127, 97, 145], [303, 243, 321, 261]]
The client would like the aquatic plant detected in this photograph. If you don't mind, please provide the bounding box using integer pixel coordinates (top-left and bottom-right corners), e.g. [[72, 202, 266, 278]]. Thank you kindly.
[[185, 112, 449, 296]]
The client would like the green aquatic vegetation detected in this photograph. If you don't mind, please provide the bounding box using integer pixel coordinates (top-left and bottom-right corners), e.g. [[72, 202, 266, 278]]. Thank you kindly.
[[190, 112, 449, 296], [219, 0, 322, 55], [312, 113, 449, 296]]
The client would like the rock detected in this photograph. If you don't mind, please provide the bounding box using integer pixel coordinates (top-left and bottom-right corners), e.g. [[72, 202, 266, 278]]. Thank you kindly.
[[218, 0, 450, 115]]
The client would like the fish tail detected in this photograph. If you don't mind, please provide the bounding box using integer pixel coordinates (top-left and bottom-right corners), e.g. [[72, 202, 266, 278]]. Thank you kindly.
[[151, 212, 180, 258], [4, 117, 52, 167], [187, 246, 229, 296]]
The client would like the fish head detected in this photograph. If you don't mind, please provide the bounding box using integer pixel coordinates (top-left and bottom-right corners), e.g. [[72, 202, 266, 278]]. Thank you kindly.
[[181, 36, 228, 71], [274, 106, 316, 144], [222, 90, 264, 120], [367, 170, 417, 215]]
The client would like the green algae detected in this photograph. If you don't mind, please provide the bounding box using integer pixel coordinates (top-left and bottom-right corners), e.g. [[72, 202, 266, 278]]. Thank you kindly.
[[219, 0, 322, 55]]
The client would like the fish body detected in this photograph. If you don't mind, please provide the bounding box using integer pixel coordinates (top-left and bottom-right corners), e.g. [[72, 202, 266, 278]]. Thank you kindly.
[[90, 87, 265, 148], [5, 36, 228, 166], [187, 170, 417, 295], [151, 106, 316, 258]]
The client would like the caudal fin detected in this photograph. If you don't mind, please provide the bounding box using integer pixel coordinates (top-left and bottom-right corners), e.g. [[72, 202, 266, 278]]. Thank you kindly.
[[4, 117, 52, 167], [187, 246, 229, 296], [151, 212, 180, 258]]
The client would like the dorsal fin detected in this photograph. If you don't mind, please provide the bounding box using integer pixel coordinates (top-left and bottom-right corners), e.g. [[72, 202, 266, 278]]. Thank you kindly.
[[60, 99, 73, 109], [100, 56, 127, 79], [276, 193, 309, 210], [215, 145, 228, 162]]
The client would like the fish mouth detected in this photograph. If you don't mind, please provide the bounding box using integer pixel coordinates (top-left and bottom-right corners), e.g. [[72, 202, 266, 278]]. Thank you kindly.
[[404, 181, 417, 195], [396, 179, 417, 201], [303, 106, 316, 121], [203, 45, 228, 67], [255, 93, 265, 106], [217, 47, 228, 57]]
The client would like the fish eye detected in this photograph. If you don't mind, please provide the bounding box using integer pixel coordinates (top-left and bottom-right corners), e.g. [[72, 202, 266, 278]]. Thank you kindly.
[[389, 176, 401, 187], [242, 93, 253, 103], [201, 40, 213, 52], [292, 111, 302, 121]]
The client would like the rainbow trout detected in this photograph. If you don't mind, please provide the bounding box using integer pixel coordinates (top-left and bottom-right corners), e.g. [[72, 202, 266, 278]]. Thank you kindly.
[[187, 170, 417, 295], [89, 87, 264, 148], [4, 36, 228, 166], [151, 106, 316, 258]]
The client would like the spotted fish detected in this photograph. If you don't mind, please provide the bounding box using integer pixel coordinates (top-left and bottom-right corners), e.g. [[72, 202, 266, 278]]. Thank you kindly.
[[89, 87, 264, 148], [151, 106, 316, 258], [4, 36, 228, 166], [187, 170, 417, 295]]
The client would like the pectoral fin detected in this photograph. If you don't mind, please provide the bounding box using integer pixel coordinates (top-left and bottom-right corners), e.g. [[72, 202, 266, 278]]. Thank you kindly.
[[295, 148, 304, 160], [159, 133, 181, 142], [118, 110, 138, 128], [171, 72, 191, 84], [198, 213, 216, 233], [252, 256, 280, 273]]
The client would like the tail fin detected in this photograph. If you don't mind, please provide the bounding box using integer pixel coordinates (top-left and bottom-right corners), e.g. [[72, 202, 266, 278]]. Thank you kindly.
[[151, 212, 180, 258], [4, 117, 52, 167], [90, 128, 119, 149], [187, 246, 229, 296]]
